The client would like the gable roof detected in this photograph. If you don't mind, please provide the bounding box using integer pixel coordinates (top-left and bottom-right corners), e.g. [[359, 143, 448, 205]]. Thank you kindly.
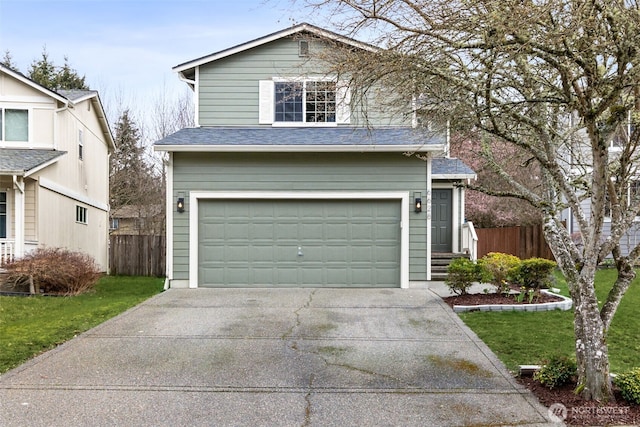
[[173, 22, 378, 83], [154, 127, 445, 153], [0, 65, 115, 152], [0, 148, 66, 176]]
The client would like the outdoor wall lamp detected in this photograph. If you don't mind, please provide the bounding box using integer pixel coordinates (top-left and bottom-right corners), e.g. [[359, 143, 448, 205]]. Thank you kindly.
[[414, 197, 422, 213], [177, 197, 185, 213]]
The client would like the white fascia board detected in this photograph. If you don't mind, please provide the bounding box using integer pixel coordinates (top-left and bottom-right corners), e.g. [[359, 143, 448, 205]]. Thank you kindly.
[[39, 177, 109, 211], [432, 173, 477, 180], [0, 64, 68, 104], [188, 191, 410, 289], [173, 23, 378, 74], [154, 144, 446, 153]]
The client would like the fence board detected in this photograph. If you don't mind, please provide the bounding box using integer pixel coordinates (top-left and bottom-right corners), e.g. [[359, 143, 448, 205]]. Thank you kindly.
[[109, 235, 165, 277], [476, 224, 555, 260]]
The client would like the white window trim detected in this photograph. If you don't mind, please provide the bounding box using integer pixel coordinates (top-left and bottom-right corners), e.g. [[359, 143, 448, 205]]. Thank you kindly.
[[0, 106, 30, 143], [259, 78, 350, 126], [188, 191, 410, 289], [78, 129, 84, 160], [76, 205, 88, 224]]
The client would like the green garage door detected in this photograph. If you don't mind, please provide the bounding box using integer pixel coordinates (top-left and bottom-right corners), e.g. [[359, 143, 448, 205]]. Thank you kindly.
[[198, 199, 401, 287]]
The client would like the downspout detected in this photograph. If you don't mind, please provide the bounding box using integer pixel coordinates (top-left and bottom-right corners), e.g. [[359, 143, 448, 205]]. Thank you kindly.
[[163, 152, 174, 290], [13, 175, 25, 258], [54, 101, 71, 151]]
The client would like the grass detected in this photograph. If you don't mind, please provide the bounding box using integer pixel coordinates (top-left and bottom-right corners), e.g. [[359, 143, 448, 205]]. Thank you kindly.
[[0, 276, 164, 374], [459, 268, 640, 373]]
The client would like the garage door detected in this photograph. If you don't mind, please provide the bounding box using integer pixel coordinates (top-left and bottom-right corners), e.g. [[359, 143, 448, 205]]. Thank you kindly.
[[198, 199, 401, 287]]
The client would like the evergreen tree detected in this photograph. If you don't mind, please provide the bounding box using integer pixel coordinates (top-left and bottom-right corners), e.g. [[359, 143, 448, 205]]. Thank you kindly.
[[1, 50, 17, 70], [28, 48, 88, 90]]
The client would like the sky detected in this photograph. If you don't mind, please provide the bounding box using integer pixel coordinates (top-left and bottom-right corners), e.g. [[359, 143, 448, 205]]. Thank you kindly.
[[0, 0, 325, 129]]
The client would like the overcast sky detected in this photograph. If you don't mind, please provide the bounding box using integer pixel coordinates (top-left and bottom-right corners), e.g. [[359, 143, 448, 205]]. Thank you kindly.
[[0, 0, 322, 126]]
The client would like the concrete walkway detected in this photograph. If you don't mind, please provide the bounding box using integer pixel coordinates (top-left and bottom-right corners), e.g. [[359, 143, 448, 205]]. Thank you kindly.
[[0, 288, 557, 426]]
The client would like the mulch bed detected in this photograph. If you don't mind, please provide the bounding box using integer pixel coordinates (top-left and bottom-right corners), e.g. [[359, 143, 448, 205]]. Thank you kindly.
[[442, 290, 640, 425], [441, 290, 563, 308], [518, 376, 640, 426]]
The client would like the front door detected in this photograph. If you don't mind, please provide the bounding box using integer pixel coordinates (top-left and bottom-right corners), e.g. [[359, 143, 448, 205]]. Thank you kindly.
[[431, 189, 452, 252]]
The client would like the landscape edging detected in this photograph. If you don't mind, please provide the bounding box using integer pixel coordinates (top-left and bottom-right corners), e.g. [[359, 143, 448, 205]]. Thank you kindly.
[[453, 289, 573, 313]]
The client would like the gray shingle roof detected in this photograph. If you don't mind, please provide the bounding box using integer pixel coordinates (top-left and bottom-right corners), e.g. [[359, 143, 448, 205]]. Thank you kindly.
[[0, 149, 66, 175], [154, 127, 445, 151], [432, 157, 476, 178], [57, 89, 97, 102]]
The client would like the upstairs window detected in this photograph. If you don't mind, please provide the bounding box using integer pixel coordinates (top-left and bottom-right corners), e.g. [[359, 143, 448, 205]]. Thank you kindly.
[[274, 81, 336, 123], [259, 79, 350, 125], [78, 130, 84, 160], [1, 108, 28, 142]]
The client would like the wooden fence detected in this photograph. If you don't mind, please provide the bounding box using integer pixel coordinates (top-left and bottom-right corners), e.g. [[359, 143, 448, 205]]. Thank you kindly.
[[109, 235, 165, 277], [475, 224, 555, 260]]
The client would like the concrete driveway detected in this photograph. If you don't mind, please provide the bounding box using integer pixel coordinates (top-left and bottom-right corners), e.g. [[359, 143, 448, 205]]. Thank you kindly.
[[0, 288, 556, 426]]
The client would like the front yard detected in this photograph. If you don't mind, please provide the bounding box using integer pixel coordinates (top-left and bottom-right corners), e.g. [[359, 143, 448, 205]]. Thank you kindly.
[[459, 268, 640, 373], [0, 276, 164, 373]]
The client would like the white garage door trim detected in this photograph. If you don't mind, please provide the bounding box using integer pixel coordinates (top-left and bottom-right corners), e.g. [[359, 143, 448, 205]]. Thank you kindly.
[[189, 191, 410, 289]]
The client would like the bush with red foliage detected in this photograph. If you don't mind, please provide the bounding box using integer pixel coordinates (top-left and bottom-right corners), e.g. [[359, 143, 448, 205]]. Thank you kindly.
[[3, 247, 101, 295]]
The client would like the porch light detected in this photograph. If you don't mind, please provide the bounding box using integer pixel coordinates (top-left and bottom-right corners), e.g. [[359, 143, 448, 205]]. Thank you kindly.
[[177, 197, 185, 213], [414, 197, 422, 213]]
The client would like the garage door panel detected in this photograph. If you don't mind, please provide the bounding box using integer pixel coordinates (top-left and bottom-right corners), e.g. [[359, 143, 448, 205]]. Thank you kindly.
[[198, 199, 401, 287]]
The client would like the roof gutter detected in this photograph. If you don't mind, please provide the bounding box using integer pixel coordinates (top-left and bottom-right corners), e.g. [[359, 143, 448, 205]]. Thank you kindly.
[[153, 143, 446, 153]]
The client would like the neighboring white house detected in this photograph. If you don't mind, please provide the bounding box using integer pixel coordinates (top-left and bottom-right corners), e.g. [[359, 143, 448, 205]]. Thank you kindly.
[[0, 64, 114, 271]]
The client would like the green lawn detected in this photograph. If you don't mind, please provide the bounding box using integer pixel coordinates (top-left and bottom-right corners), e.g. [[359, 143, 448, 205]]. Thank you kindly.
[[459, 269, 640, 373], [0, 276, 164, 374]]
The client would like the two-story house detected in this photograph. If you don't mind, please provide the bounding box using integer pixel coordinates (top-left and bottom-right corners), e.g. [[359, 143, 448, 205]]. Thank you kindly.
[[0, 64, 114, 271], [155, 23, 476, 289]]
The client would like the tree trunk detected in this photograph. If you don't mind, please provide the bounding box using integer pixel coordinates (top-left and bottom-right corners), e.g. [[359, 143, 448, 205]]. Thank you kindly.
[[573, 275, 614, 402]]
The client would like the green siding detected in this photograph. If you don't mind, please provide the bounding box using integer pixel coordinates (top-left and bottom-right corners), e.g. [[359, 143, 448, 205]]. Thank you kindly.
[[197, 37, 407, 127], [172, 152, 428, 282]]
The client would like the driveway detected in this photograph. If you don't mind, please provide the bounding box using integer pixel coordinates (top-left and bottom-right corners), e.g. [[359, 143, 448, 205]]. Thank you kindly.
[[0, 288, 555, 426]]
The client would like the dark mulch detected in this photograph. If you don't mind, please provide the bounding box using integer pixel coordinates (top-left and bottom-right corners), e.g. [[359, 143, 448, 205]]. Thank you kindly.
[[441, 291, 639, 425], [442, 290, 563, 308], [518, 376, 640, 426]]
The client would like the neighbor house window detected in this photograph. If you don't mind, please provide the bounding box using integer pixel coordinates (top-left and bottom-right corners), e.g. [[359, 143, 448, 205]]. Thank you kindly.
[[78, 129, 84, 160], [0, 192, 6, 238], [604, 180, 640, 218], [110, 218, 119, 230], [1, 108, 28, 142], [76, 206, 88, 224], [274, 81, 336, 123]]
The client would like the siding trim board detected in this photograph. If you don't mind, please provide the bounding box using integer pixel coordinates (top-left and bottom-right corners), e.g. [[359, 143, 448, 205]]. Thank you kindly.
[[188, 191, 410, 289]]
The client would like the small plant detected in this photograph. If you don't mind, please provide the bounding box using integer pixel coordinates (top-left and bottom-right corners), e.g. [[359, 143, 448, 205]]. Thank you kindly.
[[445, 257, 482, 295], [3, 247, 102, 295], [513, 258, 557, 290], [613, 367, 640, 404], [533, 355, 576, 389], [478, 252, 520, 294], [515, 286, 526, 303]]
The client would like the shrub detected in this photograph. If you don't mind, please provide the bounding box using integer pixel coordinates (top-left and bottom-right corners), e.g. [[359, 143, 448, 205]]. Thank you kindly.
[[478, 252, 521, 293], [613, 368, 640, 404], [533, 355, 576, 389], [3, 247, 101, 295], [513, 258, 557, 290], [445, 257, 482, 295]]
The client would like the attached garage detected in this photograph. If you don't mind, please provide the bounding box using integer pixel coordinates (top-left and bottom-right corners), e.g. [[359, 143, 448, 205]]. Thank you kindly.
[[189, 192, 410, 288]]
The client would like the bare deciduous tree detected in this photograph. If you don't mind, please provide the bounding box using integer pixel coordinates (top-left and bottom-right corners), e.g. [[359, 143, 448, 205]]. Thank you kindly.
[[304, 0, 640, 401]]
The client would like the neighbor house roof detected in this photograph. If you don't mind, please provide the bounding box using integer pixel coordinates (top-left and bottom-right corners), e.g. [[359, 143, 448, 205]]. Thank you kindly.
[[0, 149, 67, 176], [173, 22, 378, 84], [154, 127, 446, 153]]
